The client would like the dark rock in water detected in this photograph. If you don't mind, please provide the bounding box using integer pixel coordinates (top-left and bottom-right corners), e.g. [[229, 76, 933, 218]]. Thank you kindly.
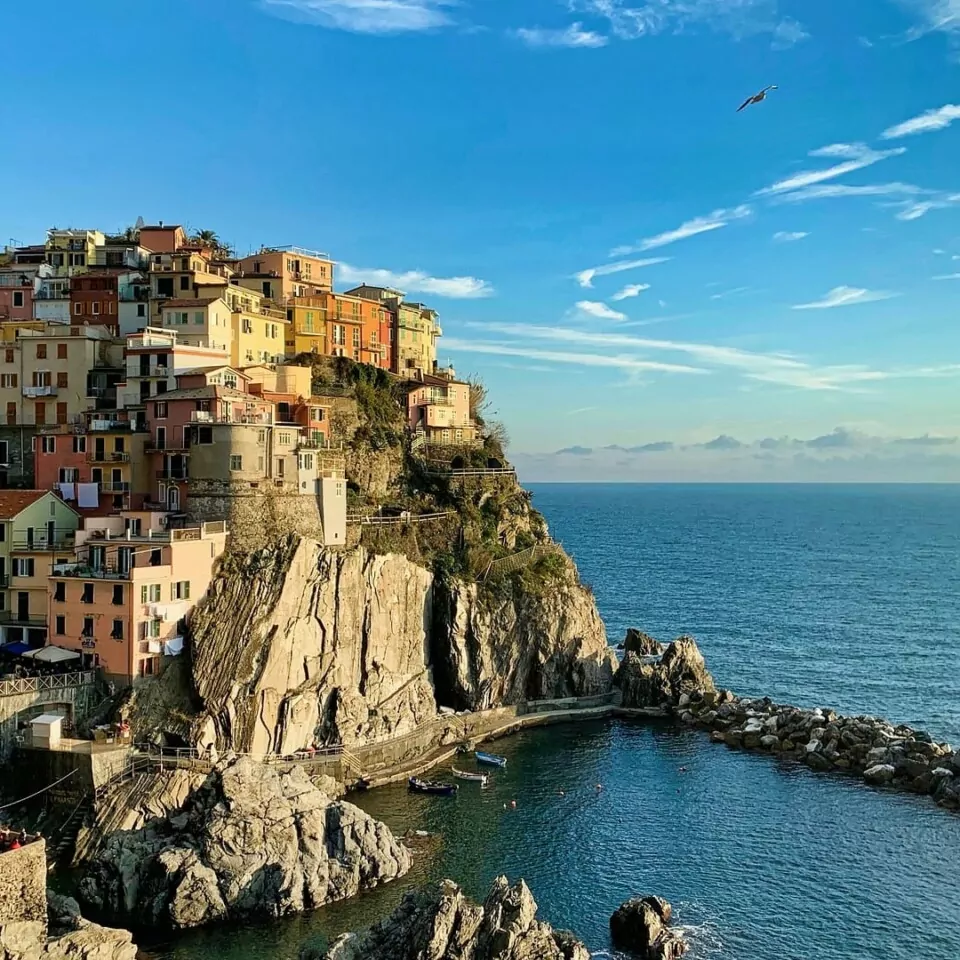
[[79, 758, 409, 930], [623, 629, 664, 657], [610, 896, 687, 959], [313, 875, 590, 960], [614, 636, 715, 710]]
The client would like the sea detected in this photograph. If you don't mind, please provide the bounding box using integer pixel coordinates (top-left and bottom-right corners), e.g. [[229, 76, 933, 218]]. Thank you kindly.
[[140, 483, 960, 960]]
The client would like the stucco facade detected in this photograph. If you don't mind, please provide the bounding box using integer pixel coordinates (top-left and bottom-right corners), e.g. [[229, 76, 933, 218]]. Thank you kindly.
[[236, 246, 334, 300]]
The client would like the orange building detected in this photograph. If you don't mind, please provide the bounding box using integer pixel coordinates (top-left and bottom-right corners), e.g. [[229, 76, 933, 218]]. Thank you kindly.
[[285, 292, 388, 368], [70, 273, 119, 331], [236, 246, 333, 301], [47, 511, 227, 684], [138, 224, 187, 254]]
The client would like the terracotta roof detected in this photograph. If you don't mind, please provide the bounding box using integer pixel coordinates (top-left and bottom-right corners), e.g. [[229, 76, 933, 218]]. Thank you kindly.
[[152, 385, 257, 402], [160, 298, 224, 308], [0, 490, 52, 520]]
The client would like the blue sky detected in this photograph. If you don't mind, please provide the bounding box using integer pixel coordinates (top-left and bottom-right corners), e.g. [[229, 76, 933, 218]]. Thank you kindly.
[[1, 0, 959, 480]]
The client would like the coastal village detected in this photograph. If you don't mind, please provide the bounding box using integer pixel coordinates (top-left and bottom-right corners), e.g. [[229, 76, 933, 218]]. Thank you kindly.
[[0, 223, 480, 686]]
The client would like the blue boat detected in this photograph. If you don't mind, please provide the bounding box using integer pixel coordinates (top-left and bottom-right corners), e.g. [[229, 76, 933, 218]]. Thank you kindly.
[[475, 751, 507, 768], [408, 777, 457, 797]]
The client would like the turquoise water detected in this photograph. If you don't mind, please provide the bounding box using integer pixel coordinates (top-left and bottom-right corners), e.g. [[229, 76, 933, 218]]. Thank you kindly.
[[140, 484, 960, 960]]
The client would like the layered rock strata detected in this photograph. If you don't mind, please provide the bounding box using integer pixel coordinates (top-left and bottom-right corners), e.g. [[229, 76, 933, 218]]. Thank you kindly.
[[305, 875, 589, 960], [79, 758, 409, 930]]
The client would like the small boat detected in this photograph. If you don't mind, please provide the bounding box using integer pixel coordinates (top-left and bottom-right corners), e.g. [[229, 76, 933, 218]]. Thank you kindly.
[[452, 767, 488, 784], [408, 777, 457, 796], [475, 751, 507, 768]]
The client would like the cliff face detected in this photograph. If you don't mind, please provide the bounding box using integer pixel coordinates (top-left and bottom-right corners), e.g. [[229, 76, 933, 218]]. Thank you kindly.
[[185, 536, 614, 756]]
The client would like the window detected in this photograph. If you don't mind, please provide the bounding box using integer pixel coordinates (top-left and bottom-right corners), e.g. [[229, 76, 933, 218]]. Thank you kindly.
[[196, 426, 213, 444], [57, 343, 67, 359], [258, 456, 265, 471], [242, 318, 253, 334], [41, 436, 55, 453], [180, 275, 190, 290], [73, 302, 82, 316], [0, 374, 16, 388], [57, 372, 68, 388], [0, 440, 6, 462], [173, 581, 191, 600], [114, 437, 125, 453], [300, 453, 314, 469], [55, 615, 65, 635], [82, 617, 94, 638], [137, 304, 146, 317], [278, 432, 291, 446], [5, 402, 13, 425], [35, 402, 45, 425], [69, 253, 86, 267], [58, 467, 79, 484], [111, 620, 124, 640], [12, 558, 35, 577], [13, 291, 23, 308], [305, 312, 315, 333], [157, 277, 174, 297], [54, 582, 65, 602], [91, 301, 100, 315], [149, 549, 162, 567], [36, 344, 47, 359], [141, 584, 162, 603], [193, 311, 204, 325], [4, 349, 12, 363], [144, 619, 160, 638], [72, 436, 86, 453], [229, 455, 242, 471], [33, 371, 51, 388], [275, 458, 285, 478], [311, 407, 324, 421], [112, 585, 124, 605], [56, 403, 67, 425], [82, 583, 94, 603]]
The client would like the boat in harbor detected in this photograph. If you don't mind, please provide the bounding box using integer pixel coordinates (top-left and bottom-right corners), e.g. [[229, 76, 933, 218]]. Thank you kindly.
[[475, 751, 507, 768], [408, 777, 458, 796], [452, 767, 488, 784]]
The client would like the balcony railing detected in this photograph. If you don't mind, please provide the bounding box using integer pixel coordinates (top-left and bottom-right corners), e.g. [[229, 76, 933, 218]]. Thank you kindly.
[[12, 535, 76, 552], [99, 481, 131, 493], [189, 412, 273, 425], [0, 612, 47, 627], [23, 385, 57, 398], [144, 441, 188, 453], [88, 452, 130, 463], [129, 366, 169, 379], [156, 471, 188, 481], [52, 564, 130, 581]]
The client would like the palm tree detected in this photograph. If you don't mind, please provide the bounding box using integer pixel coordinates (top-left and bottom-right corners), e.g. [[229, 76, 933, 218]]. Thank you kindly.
[[191, 229, 220, 248]]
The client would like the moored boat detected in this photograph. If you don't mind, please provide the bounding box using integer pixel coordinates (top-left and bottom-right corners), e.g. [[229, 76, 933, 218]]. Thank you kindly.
[[475, 751, 507, 768], [452, 767, 488, 784], [408, 777, 457, 796]]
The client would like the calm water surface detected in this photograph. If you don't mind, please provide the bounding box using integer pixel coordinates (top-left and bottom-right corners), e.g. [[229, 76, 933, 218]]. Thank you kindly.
[[142, 484, 960, 960]]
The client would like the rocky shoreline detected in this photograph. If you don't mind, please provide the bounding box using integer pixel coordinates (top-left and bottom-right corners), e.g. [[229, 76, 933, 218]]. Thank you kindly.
[[614, 635, 960, 812]]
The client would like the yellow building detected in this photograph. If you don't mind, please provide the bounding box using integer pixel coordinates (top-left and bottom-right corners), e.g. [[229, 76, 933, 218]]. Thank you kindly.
[[160, 298, 233, 355], [285, 297, 328, 356], [396, 301, 440, 378], [45, 229, 105, 278], [148, 251, 235, 326], [0, 323, 121, 427]]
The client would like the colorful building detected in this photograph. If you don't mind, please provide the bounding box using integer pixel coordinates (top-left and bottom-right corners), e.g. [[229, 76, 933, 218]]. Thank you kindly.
[[44, 229, 105, 278], [406, 374, 478, 445], [70, 273, 119, 331], [236, 246, 333, 301], [47, 511, 227, 683], [138, 224, 187, 254], [0, 490, 80, 648]]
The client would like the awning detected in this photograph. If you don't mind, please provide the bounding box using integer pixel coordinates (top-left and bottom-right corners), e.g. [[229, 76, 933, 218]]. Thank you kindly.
[[0, 641, 32, 656], [22, 646, 81, 663]]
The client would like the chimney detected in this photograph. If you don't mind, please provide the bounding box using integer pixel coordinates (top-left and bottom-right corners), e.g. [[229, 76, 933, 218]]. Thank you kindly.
[[159, 220, 164, 228]]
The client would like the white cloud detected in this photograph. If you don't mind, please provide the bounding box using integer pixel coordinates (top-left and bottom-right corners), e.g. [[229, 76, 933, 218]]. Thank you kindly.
[[575, 300, 627, 321], [893, 193, 960, 220], [568, 0, 809, 44], [259, 0, 454, 33], [612, 205, 752, 254], [792, 286, 898, 309], [899, 0, 960, 37], [774, 182, 925, 203], [574, 256, 669, 289], [441, 338, 707, 375], [755, 143, 906, 197], [514, 22, 608, 47], [337, 264, 493, 298], [933, 272, 960, 280], [882, 104, 960, 139], [773, 230, 808, 242], [611, 283, 650, 300]]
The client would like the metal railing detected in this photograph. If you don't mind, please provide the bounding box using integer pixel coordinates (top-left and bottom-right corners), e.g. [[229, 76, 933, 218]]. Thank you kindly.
[[88, 452, 130, 463], [480, 542, 563, 581], [347, 510, 454, 527], [0, 671, 96, 698]]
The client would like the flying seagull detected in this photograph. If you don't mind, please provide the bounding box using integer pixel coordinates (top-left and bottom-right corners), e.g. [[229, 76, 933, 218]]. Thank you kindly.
[[737, 85, 778, 112]]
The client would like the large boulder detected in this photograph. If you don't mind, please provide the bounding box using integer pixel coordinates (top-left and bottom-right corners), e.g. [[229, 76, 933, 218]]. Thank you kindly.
[[79, 758, 409, 930], [614, 636, 715, 710], [622, 629, 664, 657], [309, 876, 589, 960], [610, 896, 687, 959]]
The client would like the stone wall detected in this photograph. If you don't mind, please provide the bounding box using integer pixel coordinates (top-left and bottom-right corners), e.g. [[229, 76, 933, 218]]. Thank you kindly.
[[0, 677, 102, 762], [0, 840, 46, 931], [185, 480, 325, 553], [0, 425, 38, 489]]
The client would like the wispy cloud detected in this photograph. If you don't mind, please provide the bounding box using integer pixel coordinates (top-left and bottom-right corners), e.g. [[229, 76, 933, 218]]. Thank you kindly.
[[568, 0, 809, 45], [441, 337, 707, 375], [610, 283, 650, 301], [792, 285, 898, 309], [612, 205, 752, 254], [574, 257, 669, 289], [893, 193, 960, 220], [259, 0, 455, 33], [514, 22, 608, 47], [710, 286, 750, 301], [933, 272, 960, 280], [575, 300, 627, 321], [899, 0, 960, 38], [755, 143, 906, 197], [774, 181, 925, 203], [338, 264, 493, 298], [773, 230, 809, 242], [882, 103, 960, 139]]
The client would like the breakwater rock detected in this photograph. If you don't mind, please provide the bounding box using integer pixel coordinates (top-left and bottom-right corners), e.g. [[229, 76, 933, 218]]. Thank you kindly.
[[183, 536, 614, 756], [610, 896, 687, 959], [614, 633, 960, 811], [78, 758, 409, 930], [305, 875, 589, 960], [621, 629, 664, 657]]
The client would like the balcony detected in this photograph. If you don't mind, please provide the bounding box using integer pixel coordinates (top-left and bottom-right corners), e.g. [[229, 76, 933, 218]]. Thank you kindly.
[[144, 441, 188, 453], [189, 412, 272, 425], [88, 419, 134, 431], [23, 385, 57, 398], [0, 612, 47, 628], [0, 575, 8, 588], [12, 535, 76, 552], [52, 564, 130, 581], [99, 482, 131, 493], [88, 452, 130, 464], [156, 470, 188, 481], [130, 366, 169, 379]]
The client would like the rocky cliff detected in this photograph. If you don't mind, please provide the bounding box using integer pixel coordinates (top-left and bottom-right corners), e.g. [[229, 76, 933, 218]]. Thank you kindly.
[[182, 536, 613, 757], [305, 876, 589, 960], [79, 759, 409, 930]]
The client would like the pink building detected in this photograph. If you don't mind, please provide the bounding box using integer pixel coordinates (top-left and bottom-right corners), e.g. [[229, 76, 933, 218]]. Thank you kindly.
[[406, 374, 477, 445], [47, 510, 227, 684]]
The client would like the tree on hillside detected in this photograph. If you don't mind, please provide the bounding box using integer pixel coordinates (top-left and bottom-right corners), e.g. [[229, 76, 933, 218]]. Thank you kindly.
[[191, 229, 220, 247], [467, 376, 491, 425]]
